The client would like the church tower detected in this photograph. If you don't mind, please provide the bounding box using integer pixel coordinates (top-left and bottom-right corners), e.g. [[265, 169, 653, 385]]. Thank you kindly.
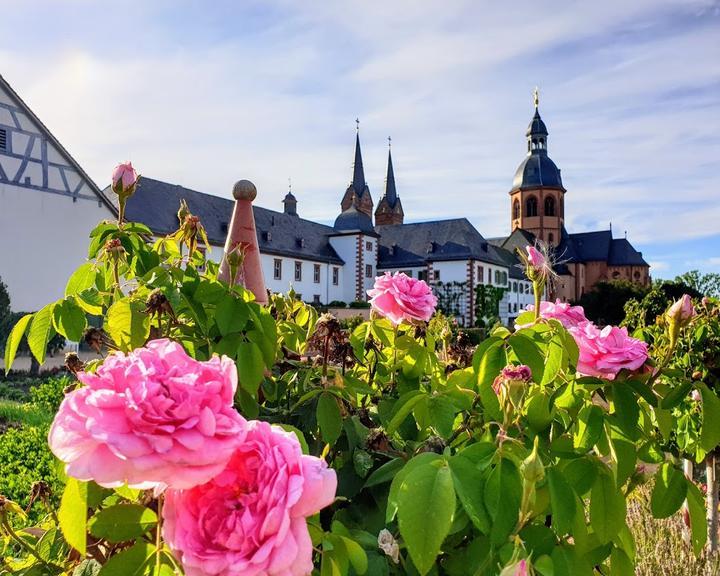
[[509, 89, 565, 246], [374, 139, 404, 225], [340, 121, 374, 218]]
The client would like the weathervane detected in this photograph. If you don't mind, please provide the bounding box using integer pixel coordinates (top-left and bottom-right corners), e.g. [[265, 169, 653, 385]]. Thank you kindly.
[[356, 118, 360, 132], [533, 86, 540, 109], [288, 177, 292, 193]]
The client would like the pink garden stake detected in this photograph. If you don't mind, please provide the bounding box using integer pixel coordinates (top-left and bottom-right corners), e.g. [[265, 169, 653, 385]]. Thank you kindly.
[[218, 179, 268, 304]]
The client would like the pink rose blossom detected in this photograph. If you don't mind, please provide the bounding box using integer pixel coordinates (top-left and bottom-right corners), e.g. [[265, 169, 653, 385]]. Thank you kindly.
[[111, 161, 138, 195], [517, 299, 588, 329], [49, 339, 247, 489], [526, 246, 545, 269], [569, 321, 648, 380], [163, 421, 337, 576], [500, 559, 528, 576], [666, 294, 695, 326], [367, 272, 437, 326]]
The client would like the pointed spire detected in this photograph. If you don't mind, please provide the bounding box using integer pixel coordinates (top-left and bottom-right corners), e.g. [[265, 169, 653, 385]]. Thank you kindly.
[[385, 137, 397, 207], [351, 120, 366, 197]]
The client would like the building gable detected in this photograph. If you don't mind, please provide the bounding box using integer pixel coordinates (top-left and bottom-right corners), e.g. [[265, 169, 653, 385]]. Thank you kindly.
[[0, 74, 115, 211]]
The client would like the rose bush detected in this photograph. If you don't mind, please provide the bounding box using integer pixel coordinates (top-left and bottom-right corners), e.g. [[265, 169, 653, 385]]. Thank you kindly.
[[2, 163, 719, 576]]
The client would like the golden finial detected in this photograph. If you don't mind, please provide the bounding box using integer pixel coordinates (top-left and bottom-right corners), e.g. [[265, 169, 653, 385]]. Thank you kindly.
[[533, 86, 540, 109]]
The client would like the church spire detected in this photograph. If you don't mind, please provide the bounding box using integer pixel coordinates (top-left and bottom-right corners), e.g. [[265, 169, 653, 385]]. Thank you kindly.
[[374, 136, 404, 226], [385, 137, 397, 207], [351, 119, 366, 197]]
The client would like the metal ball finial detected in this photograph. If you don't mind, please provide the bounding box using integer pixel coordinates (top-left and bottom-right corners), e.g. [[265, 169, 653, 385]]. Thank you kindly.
[[232, 179, 257, 201]]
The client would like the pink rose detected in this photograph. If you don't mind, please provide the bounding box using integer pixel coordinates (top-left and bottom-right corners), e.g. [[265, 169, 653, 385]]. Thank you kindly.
[[569, 321, 648, 380], [111, 161, 138, 197], [49, 339, 247, 489], [500, 559, 528, 576], [163, 421, 337, 576], [517, 299, 587, 329], [526, 246, 545, 269], [367, 272, 437, 326], [666, 294, 695, 327]]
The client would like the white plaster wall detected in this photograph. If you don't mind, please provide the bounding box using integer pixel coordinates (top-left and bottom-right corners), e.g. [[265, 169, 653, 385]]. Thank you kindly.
[[259, 254, 344, 304], [0, 183, 113, 311], [360, 236, 377, 299], [376, 266, 426, 279], [328, 235, 358, 303], [432, 260, 466, 283]]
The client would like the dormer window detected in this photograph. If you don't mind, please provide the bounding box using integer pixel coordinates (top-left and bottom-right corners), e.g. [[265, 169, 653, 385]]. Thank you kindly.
[[262, 231, 272, 242], [296, 237, 305, 248], [220, 222, 228, 234], [0, 128, 6, 151]]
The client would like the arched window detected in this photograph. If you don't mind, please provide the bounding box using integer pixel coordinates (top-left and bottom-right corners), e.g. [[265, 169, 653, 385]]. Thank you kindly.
[[544, 196, 555, 216], [512, 200, 520, 220], [526, 196, 538, 217]]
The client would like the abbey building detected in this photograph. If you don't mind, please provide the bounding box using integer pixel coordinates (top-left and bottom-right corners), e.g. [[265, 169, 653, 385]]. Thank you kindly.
[[0, 72, 649, 326]]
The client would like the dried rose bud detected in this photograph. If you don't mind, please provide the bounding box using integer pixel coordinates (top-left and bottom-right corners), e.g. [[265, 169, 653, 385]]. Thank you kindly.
[[692, 370, 703, 381], [64, 352, 85, 375], [377, 529, 400, 564], [84, 327, 106, 354]]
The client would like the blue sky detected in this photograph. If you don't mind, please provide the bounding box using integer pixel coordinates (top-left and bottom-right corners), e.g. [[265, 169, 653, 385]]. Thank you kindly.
[[1, 0, 719, 278]]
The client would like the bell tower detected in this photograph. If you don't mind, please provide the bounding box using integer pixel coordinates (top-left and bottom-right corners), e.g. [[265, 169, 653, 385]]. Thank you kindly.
[[509, 89, 566, 246]]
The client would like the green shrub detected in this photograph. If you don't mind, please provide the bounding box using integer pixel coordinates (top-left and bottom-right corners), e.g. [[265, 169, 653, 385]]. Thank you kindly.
[[348, 300, 370, 309], [30, 375, 71, 413], [0, 424, 63, 513], [327, 300, 347, 308]]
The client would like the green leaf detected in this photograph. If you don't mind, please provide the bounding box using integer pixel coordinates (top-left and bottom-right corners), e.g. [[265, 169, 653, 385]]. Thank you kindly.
[[98, 541, 156, 576], [542, 332, 564, 385], [65, 263, 98, 297], [72, 559, 102, 576], [387, 452, 442, 522], [589, 468, 626, 544], [686, 481, 708, 555], [449, 453, 490, 533], [612, 385, 639, 440], [699, 383, 720, 452], [3, 313, 32, 373], [526, 390, 554, 432], [339, 536, 368, 574], [88, 504, 158, 542], [508, 333, 544, 382], [106, 298, 150, 350], [610, 548, 634, 576], [650, 462, 687, 519], [574, 405, 603, 452], [428, 395, 457, 439], [476, 341, 506, 389], [59, 478, 88, 555], [364, 458, 404, 489], [547, 468, 576, 535], [53, 298, 87, 342], [27, 302, 57, 364], [386, 390, 426, 435], [317, 392, 343, 445], [397, 460, 456, 575], [236, 341, 265, 394], [321, 554, 341, 576], [215, 295, 249, 335], [484, 458, 522, 545], [660, 380, 693, 409]]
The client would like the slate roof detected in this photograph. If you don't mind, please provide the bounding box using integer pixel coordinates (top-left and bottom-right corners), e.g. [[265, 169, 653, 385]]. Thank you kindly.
[[333, 204, 377, 235], [608, 238, 648, 266], [512, 153, 564, 191], [117, 177, 344, 265], [376, 218, 507, 268]]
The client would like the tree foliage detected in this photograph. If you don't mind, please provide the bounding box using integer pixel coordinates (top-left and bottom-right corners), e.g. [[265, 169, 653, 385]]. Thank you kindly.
[[576, 279, 649, 326]]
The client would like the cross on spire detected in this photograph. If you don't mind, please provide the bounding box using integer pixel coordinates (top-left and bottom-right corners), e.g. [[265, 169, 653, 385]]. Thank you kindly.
[[355, 118, 360, 132], [388, 136, 392, 148]]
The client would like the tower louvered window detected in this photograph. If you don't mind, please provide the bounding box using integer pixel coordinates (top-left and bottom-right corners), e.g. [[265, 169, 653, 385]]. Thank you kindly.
[[0, 128, 6, 150]]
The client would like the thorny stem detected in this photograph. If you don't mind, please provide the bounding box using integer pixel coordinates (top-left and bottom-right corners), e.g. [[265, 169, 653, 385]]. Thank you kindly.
[[155, 494, 164, 573]]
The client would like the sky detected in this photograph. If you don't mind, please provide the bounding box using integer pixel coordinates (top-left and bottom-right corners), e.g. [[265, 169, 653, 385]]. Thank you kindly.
[[1, 0, 719, 278]]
